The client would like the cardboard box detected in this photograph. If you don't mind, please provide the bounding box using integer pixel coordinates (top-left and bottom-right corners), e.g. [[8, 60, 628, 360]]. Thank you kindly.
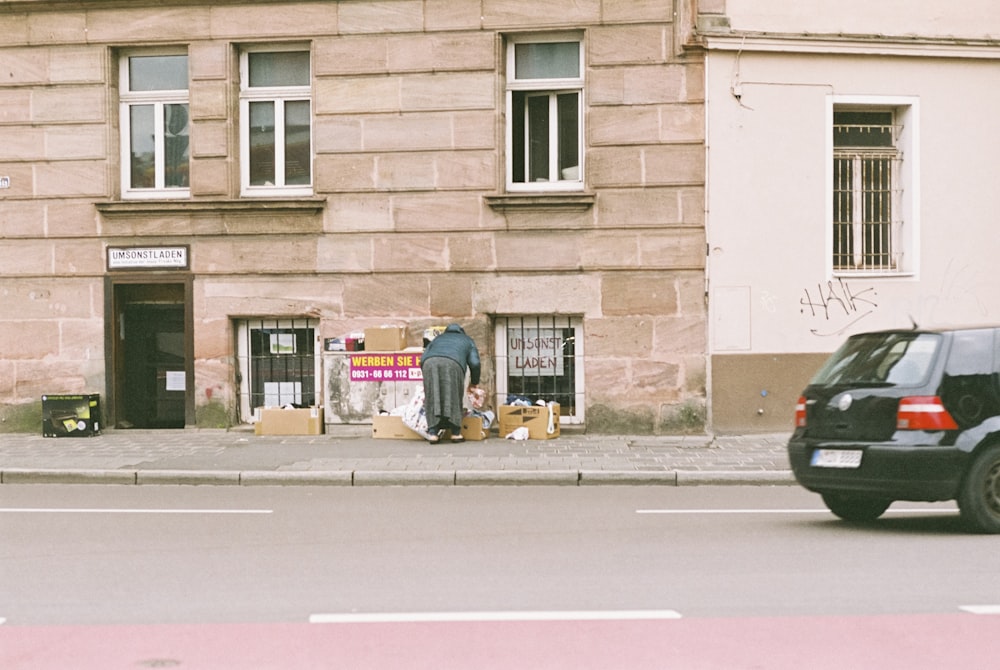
[[42, 394, 101, 437], [372, 414, 424, 440], [364, 326, 407, 352], [423, 326, 446, 346], [371, 415, 488, 441], [498, 403, 560, 440], [255, 407, 324, 435], [439, 417, 490, 441], [460, 416, 489, 441]]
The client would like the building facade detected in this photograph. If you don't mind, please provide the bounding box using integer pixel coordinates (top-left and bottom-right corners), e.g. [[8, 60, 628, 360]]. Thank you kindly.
[[703, 0, 1000, 432], [0, 0, 711, 434]]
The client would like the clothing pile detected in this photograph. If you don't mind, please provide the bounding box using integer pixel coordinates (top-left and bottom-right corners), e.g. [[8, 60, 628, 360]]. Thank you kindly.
[[394, 386, 495, 441]]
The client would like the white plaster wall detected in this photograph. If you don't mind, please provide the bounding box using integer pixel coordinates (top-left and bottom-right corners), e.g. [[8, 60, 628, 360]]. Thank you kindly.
[[725, 0, 1000, 39], [706, 49, 1000, 356]]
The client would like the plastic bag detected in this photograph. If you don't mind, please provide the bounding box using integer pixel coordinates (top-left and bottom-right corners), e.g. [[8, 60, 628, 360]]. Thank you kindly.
[[401, 386, 431, 437], [505, 426, 530, 440], [467, 386, 486, 410]]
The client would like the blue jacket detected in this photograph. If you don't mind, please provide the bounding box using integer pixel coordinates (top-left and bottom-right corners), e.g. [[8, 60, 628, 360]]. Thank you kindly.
[[421, 324, 481, 385]]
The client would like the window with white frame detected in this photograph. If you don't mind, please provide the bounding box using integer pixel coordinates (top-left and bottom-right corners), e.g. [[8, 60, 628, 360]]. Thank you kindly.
[[831, 99, 917, 275], [119, 53, 190, 199], [240, 47, 312, 196], [494, 316, 584, 424], [505, 36, 584, 191]]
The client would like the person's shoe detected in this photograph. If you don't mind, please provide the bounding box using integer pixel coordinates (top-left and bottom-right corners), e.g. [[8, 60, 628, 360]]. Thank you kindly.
[[450, 433, 465, 443], [426, 429, 443, 444]]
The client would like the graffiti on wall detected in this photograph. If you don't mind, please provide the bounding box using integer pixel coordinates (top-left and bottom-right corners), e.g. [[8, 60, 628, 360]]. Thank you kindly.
[[799, 279, 878, 337], [797, 261, 991, 338]]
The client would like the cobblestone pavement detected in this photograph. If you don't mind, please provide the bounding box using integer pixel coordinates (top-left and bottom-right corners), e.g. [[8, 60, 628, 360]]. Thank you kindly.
[[0, 426, 794, 486]]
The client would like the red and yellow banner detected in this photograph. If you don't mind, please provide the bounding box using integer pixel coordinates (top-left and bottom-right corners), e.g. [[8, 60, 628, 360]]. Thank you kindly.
[[349, 352, 423, 382]]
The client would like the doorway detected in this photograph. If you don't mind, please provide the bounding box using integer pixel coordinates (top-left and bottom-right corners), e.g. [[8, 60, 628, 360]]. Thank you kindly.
[[108, 280, 193, 428]]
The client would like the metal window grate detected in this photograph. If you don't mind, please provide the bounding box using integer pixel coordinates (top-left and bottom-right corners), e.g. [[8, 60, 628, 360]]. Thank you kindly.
[[238, 318, 316, 411], [833, 117, 903, 273], [496, 315, 581, 415]]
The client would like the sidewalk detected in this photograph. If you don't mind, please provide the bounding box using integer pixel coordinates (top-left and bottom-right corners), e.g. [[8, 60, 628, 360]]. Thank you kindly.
[[0, 426, 794, 487]]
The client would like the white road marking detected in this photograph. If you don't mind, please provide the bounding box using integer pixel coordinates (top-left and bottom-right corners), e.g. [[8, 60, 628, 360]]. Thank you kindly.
[[636, 508, 955, 515], [960, 605, 1000, 615], [0, 508, 272, 515], [309, 610, 683, 624]]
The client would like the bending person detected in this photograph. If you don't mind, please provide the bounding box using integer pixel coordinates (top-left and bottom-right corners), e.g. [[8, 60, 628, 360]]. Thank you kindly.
[[420, 323, 481, 443]]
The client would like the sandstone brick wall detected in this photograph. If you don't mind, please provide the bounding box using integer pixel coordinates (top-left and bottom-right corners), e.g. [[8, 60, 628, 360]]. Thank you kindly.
[[0, 0, 706, 433]]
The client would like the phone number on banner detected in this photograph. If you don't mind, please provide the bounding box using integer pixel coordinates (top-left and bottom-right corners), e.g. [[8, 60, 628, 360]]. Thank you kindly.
[[349, 353, 423, 382]]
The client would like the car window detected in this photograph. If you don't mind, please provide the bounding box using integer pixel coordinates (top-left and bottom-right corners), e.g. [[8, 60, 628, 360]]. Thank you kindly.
[[811, 332, 940, 386], [940, 329, 1000, 427], [944, 329, 995, 375]]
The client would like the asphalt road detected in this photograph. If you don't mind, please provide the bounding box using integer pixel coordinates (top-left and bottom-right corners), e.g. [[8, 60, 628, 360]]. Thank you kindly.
[[2, 485, 998, 668]]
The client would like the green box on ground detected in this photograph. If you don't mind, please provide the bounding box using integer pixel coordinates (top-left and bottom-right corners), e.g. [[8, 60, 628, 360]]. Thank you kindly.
[[42, 394, 101, 437]]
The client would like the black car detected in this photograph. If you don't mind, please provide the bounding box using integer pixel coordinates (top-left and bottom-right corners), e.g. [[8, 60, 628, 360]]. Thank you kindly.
[[787, 326, 1000, 533]]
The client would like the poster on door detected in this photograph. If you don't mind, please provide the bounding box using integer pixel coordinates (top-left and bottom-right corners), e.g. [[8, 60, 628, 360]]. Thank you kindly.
[[508, 328, 564, 376]]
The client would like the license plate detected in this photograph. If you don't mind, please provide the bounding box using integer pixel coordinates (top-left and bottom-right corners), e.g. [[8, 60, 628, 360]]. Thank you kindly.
[[811, 449, 862, 469]]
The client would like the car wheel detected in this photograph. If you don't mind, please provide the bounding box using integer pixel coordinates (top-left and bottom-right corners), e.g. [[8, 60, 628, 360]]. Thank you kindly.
[[957, 443, 1000, 534], [820, 492, 892, 523]]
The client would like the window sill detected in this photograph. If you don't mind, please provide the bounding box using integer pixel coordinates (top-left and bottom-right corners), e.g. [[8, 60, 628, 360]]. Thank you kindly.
[[96, 198, 326, 216], [833, 270, 914, 279], [484, 193, 595, 213]]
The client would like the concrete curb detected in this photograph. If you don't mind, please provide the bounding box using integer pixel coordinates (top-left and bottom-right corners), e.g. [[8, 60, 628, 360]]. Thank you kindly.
[[136, 470, 241, 486], [353, 470, 455, 486], [676, 470, 796, 486], [1, 469, 137, 485], [240, 471, 354, 486], [455, 470, 580, 486], [0, 468, 797, 487], [579, 470, 679, 486]]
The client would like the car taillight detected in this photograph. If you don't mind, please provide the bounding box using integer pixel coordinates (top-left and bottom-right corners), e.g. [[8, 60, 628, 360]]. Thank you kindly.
[[897, 396, 959, 431], [795, 396, 807, 428]]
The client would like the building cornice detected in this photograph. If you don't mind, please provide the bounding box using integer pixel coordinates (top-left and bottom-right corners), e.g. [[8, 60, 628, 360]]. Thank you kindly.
[[96, 198, 326, 217], [701, 31, 1000, 60], [483, 193, 596, 214], [0, 0, 330, 13]]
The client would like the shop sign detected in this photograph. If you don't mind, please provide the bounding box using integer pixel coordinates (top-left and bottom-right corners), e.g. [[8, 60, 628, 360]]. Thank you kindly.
[[349, 352, 423, 382], [508, 328, 564, 376], [107, 246, 189, 270]]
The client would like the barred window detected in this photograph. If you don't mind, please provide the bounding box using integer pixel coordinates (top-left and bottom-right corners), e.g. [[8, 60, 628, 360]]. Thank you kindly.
[[832, 110, 903, 273], [494, 316, 584, 423], [235, 318, 319, 421]]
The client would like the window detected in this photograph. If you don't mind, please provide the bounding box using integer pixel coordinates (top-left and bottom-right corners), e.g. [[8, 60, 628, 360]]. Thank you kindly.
[[811, 332, 940, 386], [505, 37, 583, 191], [119, 53, 190, 199], [240, 48, 312, 196], [494, 316, 584, 423], [830, 99, 917, 275], [236, 318, 319, 421], [941, 329, 1000, 428]]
